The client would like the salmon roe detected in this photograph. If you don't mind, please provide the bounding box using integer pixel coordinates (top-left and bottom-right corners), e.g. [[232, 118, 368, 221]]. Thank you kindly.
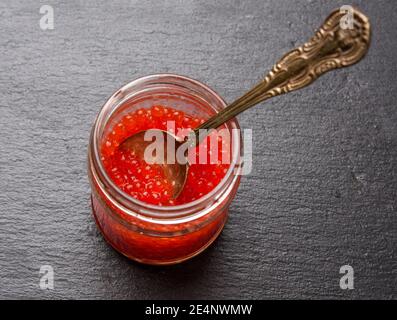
[[101, 105, 229, 206]]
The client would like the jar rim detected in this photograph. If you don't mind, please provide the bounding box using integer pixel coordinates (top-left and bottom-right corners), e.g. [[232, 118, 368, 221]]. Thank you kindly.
[[89, 74, 242, 221]]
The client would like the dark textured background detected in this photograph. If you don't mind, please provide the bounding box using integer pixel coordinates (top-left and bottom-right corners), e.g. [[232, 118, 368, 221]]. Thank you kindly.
[[0, 0, 396, 299]]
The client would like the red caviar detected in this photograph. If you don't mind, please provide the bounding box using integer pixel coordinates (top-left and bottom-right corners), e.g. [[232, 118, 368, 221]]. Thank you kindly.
[[101, 105, 229, 205]]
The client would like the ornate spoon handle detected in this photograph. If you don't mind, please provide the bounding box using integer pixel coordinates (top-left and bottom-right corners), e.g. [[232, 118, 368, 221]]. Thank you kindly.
[[192, 7, 371, 142]]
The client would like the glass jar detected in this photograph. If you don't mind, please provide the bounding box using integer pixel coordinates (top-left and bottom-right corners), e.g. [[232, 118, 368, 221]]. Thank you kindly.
[[87, 74, 242, 265]]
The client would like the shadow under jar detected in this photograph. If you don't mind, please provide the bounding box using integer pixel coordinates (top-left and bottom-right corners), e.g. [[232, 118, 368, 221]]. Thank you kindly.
[[88, 74, 242, 265]]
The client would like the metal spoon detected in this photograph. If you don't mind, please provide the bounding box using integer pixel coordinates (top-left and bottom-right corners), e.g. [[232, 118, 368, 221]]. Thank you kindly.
[[120, 7, 371, 199]]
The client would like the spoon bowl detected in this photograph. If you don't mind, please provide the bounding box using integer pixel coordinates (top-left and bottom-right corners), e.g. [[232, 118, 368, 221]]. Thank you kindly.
[[119, 129, 188, 199]]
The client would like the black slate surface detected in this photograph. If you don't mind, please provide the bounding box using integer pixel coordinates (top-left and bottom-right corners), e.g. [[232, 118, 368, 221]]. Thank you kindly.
[[0, 0, 396, 299]]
